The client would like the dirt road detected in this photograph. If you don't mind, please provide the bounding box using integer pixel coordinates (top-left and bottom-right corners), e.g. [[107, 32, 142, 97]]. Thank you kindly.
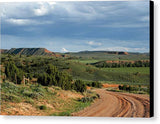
[[72, 89, 150, 117]]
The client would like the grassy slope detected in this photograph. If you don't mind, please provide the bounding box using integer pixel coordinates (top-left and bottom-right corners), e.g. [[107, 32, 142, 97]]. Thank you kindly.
[[64, 61, 150, 86], [1, 54, 150, 85], [101, 67, 149, 75], [1, 54, 150, 86], [66, 52, 149, 61], [1, 82, 93, 116]]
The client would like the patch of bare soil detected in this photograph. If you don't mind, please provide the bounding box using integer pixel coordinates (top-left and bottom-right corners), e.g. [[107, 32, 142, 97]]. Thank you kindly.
[[102, 84, 119, 88], [1, 102, 42, 116]]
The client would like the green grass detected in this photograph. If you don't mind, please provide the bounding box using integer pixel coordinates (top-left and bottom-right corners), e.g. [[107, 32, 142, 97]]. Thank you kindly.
[[64, 62, 149, 85], [1, 82, 98, 116], [50, 90, 99, 116], [67, 52, 149, 61], [51, 100, 91, 116], [106, 86, 150, 94], [101, 67, 150, 75], [68, 59, 103, 64], [1, 54, 150, 86]]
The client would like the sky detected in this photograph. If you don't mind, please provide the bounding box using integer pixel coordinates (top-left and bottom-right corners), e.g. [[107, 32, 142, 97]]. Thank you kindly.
[[0, 1, 150, 53]]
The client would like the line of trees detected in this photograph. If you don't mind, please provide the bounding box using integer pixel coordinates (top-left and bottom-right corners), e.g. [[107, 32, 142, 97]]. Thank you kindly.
[[93, 61, 150, 68], [37, 64, 87, 92], [4, 61, 87, 93], [5, 57, 86, 92], [118, 84, 150, 94]]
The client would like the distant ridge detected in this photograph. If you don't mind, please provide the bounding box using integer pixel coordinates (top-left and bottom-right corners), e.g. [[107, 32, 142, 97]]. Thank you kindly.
[[1, 48, 62, 57], [67, 51, 129, 55]]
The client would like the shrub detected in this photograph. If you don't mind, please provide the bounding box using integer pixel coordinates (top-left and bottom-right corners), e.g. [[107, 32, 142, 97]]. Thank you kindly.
[[96, 94, 100, 99], [1, 82, 19, 94], [39, 105, 47, 110], [22, 91, 40, 99], [73, 80, 86, 93], [80, 97, 93, 103]]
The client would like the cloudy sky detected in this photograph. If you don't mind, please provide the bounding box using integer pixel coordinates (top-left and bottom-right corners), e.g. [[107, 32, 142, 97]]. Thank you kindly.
[[0, 1, 150, 53]]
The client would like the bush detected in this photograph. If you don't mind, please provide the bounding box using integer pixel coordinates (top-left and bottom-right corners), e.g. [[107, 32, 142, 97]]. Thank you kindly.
[[96, 94, 100, 99], [73, 80, 86, 93], [22, 91, 40, 99], [80, 97, 93, 103], [39, 105, 47, 110], [118, 84, 149, 94], [1, 82, 19, 94]]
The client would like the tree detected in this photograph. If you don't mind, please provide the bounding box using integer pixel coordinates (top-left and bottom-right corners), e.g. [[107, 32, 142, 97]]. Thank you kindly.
[[74, 80, 86, 93], [5, 61, 23, 84]]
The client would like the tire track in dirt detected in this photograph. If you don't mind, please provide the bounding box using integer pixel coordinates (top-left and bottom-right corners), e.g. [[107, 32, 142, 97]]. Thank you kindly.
[[72, 89, 150, 117]]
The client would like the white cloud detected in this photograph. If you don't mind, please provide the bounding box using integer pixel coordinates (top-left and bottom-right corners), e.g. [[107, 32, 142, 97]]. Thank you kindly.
[[93, 47, 148, 52], [87, 41, 102, 46], [6, 18, 53, 25], [47, 1, 56, 7], [61, 48, 68, 52], [6, 18, 33, 25], [33, 3, 49, 16]]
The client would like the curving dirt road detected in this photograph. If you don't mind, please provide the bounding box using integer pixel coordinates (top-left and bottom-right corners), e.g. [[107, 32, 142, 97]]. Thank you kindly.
[[72, 89, 150, 117]]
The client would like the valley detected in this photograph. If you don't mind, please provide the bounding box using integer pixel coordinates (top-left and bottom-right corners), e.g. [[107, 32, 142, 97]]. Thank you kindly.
[[0, 48, 150, 117]]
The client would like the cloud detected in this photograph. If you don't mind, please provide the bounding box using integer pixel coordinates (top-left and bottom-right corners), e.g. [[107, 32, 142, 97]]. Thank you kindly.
[[1, 1, 149, 25], [1, 1, 149, 53], [47, 1, 57, 7], [61, 48, 68, 52], [33, 3, 49, 16], [6, 18, 53, 25], [87, 41, 102, 46], [93, 47, 148, 52], [6, 18, 32, 25]]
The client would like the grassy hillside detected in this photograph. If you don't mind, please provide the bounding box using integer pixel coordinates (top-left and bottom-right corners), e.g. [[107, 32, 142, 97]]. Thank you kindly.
[[1, 54, 150, 86], [1, 82, 99, 116], [0, 52, 150, 115], [65, 51, 149, 61], [64, 62, 150, 85]]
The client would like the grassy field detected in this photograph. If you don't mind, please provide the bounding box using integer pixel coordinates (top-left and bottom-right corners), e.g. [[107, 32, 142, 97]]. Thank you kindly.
[[101, 67, 150, 75], [63, 61, 150, 86], [68, 59, 102, 64]]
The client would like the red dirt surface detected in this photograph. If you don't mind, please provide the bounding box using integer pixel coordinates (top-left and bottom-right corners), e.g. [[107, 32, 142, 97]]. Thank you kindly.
[[44, 48, 62, 57], [87, 86, 91, 90], [102, 84, 119, 88], [44, 48, 53, 54], [72, 89, 150, 117]]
